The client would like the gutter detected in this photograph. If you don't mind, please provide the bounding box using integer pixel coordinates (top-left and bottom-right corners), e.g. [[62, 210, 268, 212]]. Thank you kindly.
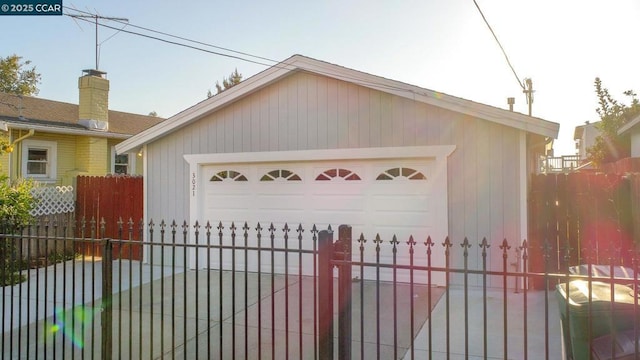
[[6, 122, 130, 139]]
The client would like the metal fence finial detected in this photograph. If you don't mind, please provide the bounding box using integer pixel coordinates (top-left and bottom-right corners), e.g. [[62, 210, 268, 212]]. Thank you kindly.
[[358, 233, 366, 244], [500, 238, 511, 258], [520, 239, 528, 260], [461, 237, 471, 257]]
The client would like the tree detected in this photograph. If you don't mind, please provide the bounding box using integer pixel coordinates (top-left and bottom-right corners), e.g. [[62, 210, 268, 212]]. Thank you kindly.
[[0, 54, 41, 96], [148, 111, 158, 117], [586, 78, 640, 166], [0, 54, 41, 284], [207, 68, 242, 98]]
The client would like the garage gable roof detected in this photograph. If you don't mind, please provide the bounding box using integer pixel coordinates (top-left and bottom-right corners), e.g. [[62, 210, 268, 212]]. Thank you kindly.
[[116, 54, 560, 154]]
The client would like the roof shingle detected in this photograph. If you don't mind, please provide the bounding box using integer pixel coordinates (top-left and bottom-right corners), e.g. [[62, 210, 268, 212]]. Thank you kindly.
[[0, 92, 163, 135]]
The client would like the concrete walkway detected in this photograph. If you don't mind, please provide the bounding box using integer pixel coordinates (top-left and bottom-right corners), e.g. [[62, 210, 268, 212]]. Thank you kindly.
[[2, 259, 562, 359], [406, 286, 562, 359]]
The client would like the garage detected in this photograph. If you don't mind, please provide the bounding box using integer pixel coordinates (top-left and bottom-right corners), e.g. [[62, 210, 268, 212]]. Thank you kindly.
[[186, 146, 452, 283], [117, 55, 560, 286]]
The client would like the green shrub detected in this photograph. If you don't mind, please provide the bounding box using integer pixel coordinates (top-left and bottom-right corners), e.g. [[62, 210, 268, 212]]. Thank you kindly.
[[0, 177, 36, 286], [0, 177, 36, 224]]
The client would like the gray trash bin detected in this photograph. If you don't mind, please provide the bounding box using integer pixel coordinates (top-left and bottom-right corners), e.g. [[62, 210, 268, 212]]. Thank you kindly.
[[556, 281, 637, 360], [568, 265, 636, 280]]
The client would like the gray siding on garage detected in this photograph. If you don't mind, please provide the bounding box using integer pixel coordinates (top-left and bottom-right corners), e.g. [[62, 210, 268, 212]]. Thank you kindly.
[[146, 71, 522, 284]]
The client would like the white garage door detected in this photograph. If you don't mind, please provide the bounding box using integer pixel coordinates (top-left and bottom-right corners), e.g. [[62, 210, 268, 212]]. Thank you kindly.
[[197, 158, 444, 282]]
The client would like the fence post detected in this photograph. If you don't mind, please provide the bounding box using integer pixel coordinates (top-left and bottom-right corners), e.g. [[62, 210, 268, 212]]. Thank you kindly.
[[337, 225, 352, 360], [318, 229, 334, 359], [101, 238, 113, 360]]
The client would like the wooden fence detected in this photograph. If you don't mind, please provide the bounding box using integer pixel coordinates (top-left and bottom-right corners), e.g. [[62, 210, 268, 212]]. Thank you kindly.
[[75, 175, 143, 260], [528, 172, 640, 288]]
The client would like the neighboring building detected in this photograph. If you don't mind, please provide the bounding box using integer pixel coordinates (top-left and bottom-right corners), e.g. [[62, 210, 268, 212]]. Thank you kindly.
[[574, 121, 600, 159], [0, 70, 163, 185], [618, 114, 640, 157], [117, 55, 559, 285], [536, 120, 598, 173]]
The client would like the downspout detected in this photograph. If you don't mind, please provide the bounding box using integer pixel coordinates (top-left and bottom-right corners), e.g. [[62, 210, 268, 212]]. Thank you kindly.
[[9, 129, 35, 179], [11, 129, 35, 147]]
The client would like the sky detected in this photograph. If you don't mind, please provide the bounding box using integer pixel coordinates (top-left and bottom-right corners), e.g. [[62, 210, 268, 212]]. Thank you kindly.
[[1, 0, 639, 156]]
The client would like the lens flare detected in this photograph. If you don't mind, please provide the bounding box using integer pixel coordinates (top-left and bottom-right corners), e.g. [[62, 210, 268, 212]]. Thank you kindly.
[[45, 306, 97, 349]]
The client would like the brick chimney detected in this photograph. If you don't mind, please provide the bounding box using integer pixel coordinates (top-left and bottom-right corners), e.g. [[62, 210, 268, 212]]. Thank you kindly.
[[78, 69, 109, 131]]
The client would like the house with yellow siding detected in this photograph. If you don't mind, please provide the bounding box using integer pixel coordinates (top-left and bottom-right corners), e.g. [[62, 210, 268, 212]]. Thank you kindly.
[[0, 69, 163, 186]]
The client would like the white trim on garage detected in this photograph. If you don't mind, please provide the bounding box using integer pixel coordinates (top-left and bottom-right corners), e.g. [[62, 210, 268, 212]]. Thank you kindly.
[[519, 131, 527, 267], [184, 145, 455, 166]]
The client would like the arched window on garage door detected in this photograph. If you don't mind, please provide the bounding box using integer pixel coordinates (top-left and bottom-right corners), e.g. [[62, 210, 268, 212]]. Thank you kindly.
[[210, 170, 248, 182], [260, 169, 302, 181], [315, 168, 361, 181], [376, 167, 426, 181]]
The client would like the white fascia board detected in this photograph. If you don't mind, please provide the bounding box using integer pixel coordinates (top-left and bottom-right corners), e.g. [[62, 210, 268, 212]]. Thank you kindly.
[[456, 105, 560, 138], [184, 145, 456, 166]]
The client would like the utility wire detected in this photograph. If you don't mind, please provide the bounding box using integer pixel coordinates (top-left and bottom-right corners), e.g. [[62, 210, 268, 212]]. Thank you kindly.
[[65, 10, 428, 96], [67, 14, 274, 67], [64, 6, 278, 65], [472, 0, 525, 90], [66, 7, 524, 105]]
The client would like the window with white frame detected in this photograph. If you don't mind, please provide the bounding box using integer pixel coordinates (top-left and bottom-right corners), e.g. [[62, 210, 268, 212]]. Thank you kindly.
[[111, 146, 136, 175], [114, 154, 129, 174], [21, 140, 57, 181]]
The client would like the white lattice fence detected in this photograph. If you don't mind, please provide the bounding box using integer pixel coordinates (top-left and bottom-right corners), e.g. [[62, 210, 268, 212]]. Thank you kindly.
[[30, 186, 75, 216]]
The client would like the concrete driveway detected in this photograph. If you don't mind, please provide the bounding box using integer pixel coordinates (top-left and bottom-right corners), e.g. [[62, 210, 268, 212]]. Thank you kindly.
[[2, 259, 561, 359]]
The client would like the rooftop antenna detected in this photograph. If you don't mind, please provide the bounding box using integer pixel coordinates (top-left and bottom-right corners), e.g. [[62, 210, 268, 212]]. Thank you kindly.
[[70, 12, 128, 70]]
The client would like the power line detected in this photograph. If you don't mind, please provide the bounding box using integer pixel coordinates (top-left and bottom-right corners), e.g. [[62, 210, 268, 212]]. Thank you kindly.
[[110, 18, 279, 65], [64, 6, 279, 66], [67, 13, 275, 68], [472, 0, 535, 115], [64, 9, 425, 96], [65, 7, 529, 110], [472, 0, 524, 90]]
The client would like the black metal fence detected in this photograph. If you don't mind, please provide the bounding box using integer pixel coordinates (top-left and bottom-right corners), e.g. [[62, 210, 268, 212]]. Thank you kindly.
[[1, 218, 639, 359]]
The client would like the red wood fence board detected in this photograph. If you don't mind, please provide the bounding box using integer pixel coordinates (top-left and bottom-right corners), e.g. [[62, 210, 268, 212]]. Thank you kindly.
[[75, 175, 143, 260]]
